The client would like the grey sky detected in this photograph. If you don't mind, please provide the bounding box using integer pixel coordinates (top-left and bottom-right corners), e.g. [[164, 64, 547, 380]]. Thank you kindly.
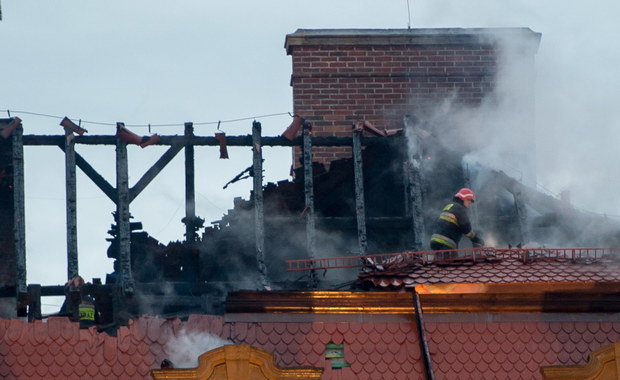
[[2, 1, 620, 306]]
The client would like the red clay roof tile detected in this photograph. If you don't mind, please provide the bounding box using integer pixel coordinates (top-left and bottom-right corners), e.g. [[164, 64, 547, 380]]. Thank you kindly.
[[318, 330, 332, 345], [2, 314, 620, 379], [6, 320, 23, 343], [306, 350, 323, 367]]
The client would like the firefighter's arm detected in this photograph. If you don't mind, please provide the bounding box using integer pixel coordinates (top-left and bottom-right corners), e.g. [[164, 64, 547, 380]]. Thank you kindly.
[[467, 232, 485, 247]]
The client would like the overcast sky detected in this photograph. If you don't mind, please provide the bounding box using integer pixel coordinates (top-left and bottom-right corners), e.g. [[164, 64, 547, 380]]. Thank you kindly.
[[2, 1, 620, 308]]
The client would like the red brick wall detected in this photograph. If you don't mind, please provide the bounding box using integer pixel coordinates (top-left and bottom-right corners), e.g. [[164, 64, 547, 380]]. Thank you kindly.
[[285, 29, 540, 168]]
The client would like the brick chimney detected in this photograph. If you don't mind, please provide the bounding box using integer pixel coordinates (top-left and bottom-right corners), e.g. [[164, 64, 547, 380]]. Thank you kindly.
[[285, 28, 541, 174]]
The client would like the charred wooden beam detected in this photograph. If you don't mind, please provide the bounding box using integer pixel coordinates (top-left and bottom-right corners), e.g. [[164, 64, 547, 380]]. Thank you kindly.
[[252, 121, 269, 288], [27, 284, 42, 322], [183, 122, 199, 244], [494, 170, 563, 216], [115, 125, 134, 294], [302, 123, 319, 288], [129, 144, 183, 203], [352, 128, 367, 255], [112, 284, 129, 326], [64, 131, 79, 279], [406, 160, 425, 250], [23, 134, 400, 147], [12, 123, 27, 296], [61, 141, 184, 205], [57, 146, 117, 202]]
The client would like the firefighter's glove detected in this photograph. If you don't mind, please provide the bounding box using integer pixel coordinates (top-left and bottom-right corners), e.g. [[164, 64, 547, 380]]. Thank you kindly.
[[471, 235, 485, 247]]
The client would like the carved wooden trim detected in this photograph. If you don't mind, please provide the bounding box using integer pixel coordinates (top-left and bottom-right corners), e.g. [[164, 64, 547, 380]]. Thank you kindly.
[[151, 345, 323, 380], [541, 342, 620, 379]]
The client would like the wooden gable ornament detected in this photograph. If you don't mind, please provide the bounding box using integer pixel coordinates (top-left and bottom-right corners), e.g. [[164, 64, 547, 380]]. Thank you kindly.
[[151, 345, 323, 380], [541, 342, 620, 380]]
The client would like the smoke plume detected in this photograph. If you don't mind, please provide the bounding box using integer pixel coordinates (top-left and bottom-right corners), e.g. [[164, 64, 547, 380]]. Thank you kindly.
[[163, 329, 232, 368]]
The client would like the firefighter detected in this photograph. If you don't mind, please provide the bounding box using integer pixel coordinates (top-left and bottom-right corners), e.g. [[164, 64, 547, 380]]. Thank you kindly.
[[430, 188, 484, 259], [78, 295, 97, 328]]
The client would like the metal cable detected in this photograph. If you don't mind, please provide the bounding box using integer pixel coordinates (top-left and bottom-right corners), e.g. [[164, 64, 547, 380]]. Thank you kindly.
[[1, 109, 291, 128]]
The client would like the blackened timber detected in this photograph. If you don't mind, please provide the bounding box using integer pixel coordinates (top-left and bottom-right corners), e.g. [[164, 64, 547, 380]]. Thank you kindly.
[[406, 160, 425, 250], [111, 284, 129, 326], [115, 129, 134, 293], [352, 129, 367, 254], [0, 286, 17, 297], [27, 284, 42, 322], [64, 131, 79, 279], [12, 124, 27, 295], [252, 121, 269, 288], [57, 145, 117, 203], [23, 134, 399, 147], [302, 123, 319, 288], [129, 144, 183, 203], [183, 123, 198, 244]]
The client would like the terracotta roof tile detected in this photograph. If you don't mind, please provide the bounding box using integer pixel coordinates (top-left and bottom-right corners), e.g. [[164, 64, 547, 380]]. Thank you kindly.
[[299, 341, 314, 356], [272, 340, 288, 357], [293, 330, 307, 346], [385, 340, 399, 357], [374, 340, 387, 355], [98, 362, 112, 377], [111, 360, 125, 377], [360, 258, 620, 289], [305, 350, 323, 367], [9, 343, 23, 358], [125, 362, 138, 377], [130, 318, 147, 342], [332, 333, 345, 345], [303, 340, 319, 358], [280, 330, 293, 346], [254, 327, 269, 346], [150, 318, 171, 343], [269, 332, 283, 346], [118, 349, 132, 366], [137, 340, 150, 356], [322, 322, 335, 335], [318, 330, 332, 345], [348, 339, 363, 355], [6, 320, 24, 343], [278, 351, 297, 367], [2, 313, 620, 379]]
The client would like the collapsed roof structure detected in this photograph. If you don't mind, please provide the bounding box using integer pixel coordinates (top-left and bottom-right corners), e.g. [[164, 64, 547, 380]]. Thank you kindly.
[[1, 28, 620, 379]]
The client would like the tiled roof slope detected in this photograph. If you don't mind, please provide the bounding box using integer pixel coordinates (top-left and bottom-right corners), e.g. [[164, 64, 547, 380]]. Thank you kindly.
[[1, 315, 620, 379], [359, 259, 620, 288]]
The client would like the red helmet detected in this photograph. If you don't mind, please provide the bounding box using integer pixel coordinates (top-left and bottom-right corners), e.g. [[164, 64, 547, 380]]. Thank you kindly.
[[455, 188, 476, 202]]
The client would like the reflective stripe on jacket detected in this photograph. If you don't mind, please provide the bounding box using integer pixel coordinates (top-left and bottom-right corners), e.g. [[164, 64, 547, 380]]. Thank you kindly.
[[429, 199, 472, 249]]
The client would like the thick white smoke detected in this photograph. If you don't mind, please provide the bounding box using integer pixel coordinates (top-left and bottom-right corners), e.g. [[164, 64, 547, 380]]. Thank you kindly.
[[412, 31, 539, 187], [163, 329, 232, 369]]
